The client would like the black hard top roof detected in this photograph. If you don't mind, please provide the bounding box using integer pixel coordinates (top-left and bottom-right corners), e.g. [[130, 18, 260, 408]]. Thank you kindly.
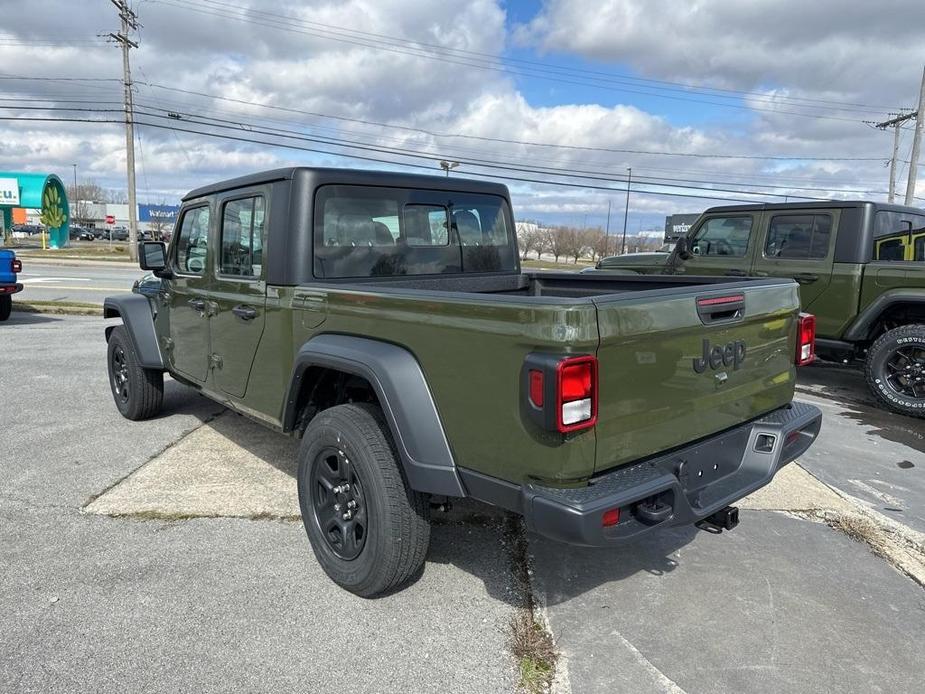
[[702, 200, 925, 215], [183, 166, 511, 201]]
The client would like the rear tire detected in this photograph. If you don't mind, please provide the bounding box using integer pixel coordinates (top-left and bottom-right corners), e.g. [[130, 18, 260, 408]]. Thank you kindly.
[[107, 325, 164, 420], [297, 403, 431, 597], [0, 295, 11, 322], [865, 324, 925, 418]]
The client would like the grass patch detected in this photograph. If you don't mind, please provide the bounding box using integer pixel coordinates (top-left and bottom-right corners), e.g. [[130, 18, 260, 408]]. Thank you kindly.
[[509, 613, 557, 693], [15, 245, 133, 262], [505, 514, 559, 692], [14, 300, 101, 316], [522, 258, 592, 270]]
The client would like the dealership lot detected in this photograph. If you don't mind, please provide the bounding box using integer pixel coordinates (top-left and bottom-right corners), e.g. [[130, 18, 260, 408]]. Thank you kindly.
[[2, 313, 923, 693]]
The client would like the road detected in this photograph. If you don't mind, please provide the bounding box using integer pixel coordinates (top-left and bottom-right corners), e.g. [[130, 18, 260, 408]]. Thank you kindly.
[[1, 314, 922, 693], [16, 260, 143, 304]]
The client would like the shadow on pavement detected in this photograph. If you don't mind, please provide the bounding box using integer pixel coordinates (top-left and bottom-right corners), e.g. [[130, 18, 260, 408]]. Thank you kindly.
[[119, 381, 705, 607], [6, 311, 63, 325]]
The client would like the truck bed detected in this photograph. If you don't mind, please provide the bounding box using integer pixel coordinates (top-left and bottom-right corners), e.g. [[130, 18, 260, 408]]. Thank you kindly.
[[356, 270, 764, 299], [281, 271, 801, 485]]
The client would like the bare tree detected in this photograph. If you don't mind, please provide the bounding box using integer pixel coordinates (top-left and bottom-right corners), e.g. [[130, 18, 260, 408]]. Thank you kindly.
[[516, 222, 540, 260], [145, 200, 179, 240], [583, 228, 609, 261], [67, 182, 107, 226], [543, 226, 570, 263], [105, 189, 129, 204]]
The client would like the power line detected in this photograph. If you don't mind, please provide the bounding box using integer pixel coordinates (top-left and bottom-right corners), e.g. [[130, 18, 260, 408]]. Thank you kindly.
[[135, 80, 888, 162], [144, 0, 879, 124], [0, 99, 894, 199], [148, 0, 904, 116]]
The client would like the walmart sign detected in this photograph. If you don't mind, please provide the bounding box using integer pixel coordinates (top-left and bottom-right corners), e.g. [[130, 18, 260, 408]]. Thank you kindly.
[[138, 204, 179, 223]]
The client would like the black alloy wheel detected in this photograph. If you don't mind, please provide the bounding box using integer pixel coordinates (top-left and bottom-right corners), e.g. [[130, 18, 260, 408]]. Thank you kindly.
[[111, 343, 131, 405], [309, 447, 367, 560], [865, 324, 925, 418], [883, 345, 925, 400]]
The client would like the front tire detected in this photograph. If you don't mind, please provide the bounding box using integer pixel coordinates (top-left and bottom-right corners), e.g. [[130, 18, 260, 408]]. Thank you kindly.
[[107, 325, 164, 420], [297, 403, 431, 597], [0, 295, 11, 321], [865, 324, 925, 418]]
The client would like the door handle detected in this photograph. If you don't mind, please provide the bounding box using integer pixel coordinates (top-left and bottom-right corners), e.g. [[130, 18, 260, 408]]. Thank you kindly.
[[232, 304, 258, 321], [754, 271, 769, 277], [794, 273, 819, 284], [188, 298, 206, 314], [724, 269, 748, 277]]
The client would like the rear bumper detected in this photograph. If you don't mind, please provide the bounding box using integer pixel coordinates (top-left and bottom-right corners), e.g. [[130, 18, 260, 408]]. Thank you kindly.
[[0, 283, 23, 295], [460, 401, 822, 546]]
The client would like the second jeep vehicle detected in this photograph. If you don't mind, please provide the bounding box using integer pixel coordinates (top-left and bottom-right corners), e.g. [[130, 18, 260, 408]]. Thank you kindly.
[[104, 168, 821, 596], [594, 201, 925, 417]]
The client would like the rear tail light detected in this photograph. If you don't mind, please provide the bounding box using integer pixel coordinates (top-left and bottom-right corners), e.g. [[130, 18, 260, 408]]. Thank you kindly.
[[11, 259, 22, 273], [557, 356, 597, 432], [796, 313, 816, 366], [523, 353, 598, 434]]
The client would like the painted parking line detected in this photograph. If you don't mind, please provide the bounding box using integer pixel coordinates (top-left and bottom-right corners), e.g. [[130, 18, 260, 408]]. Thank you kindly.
[[21, 285, 128, 292]]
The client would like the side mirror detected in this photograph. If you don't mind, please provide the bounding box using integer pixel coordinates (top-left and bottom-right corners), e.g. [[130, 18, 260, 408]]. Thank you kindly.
[[675, 236, 693, 260], [139, 241, 168, 273]]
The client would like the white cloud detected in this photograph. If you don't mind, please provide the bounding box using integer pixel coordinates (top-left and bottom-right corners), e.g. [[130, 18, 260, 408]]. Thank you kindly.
[[0, 0, 921, 220]]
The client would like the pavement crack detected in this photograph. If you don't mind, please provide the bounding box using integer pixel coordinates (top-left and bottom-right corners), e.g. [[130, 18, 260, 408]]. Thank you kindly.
[[504, 514, 561, 693]]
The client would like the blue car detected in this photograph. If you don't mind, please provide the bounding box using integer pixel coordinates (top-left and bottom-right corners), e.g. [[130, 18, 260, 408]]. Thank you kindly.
[[0, 249, 23, 321]]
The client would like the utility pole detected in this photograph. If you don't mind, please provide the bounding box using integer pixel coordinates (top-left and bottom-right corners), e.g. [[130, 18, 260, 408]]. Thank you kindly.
[[604, 198, 612, 256], [109, 0, 140, 261], [905, 65, 925, 206], [620, 167, 632, 255], [873, 110, 915, 203]]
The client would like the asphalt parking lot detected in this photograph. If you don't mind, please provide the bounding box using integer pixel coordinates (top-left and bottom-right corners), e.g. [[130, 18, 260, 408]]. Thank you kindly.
[[2, 313, 924, 693]]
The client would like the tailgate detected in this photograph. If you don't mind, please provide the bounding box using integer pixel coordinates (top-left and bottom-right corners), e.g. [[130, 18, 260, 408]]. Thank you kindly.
[[592, 281, 800, 474]]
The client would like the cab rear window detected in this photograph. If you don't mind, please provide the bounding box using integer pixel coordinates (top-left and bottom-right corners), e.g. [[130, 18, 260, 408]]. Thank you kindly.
[[873, 211, 925, 261], [312, 185, 517, 279]]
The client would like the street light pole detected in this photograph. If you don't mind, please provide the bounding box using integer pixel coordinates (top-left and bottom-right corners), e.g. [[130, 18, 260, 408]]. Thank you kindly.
[[72, 163, 78, 227], [620, 167, 632, 255]]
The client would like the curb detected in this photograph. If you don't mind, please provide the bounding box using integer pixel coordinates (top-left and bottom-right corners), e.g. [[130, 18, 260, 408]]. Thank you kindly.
[[13, 303, 102, 316]]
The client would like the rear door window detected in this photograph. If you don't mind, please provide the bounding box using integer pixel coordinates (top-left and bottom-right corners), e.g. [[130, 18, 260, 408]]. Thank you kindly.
[[220, 196, 265, 278], [691, 216, 753, 257], [765, 214, 832, 259]]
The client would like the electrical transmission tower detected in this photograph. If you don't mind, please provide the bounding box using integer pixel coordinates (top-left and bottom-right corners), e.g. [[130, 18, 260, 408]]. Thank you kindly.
[[108, 0, 140, 261]]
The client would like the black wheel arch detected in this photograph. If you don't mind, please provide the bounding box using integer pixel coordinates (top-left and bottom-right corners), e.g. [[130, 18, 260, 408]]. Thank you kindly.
[[283, 334, 465, 497], [843, 291, 925, 343], [103, 293, 165, 370]]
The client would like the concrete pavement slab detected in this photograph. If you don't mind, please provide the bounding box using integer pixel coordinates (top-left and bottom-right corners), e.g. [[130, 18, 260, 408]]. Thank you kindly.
[[531, 510, 925, 694], [796, 365, 925, 535], [85, 413, 302, 520], [1, 315, 519, 692]]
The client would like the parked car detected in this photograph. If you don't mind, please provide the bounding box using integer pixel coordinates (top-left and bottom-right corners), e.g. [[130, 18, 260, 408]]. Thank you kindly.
[[590, 201, 925, 417], [0, 249, 23, 321], [104, 167, 821, 596], [70, 226, 95, 241]]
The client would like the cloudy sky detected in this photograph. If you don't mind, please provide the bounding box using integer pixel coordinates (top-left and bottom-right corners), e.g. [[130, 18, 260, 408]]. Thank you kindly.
[[1, 0, 924, 230]]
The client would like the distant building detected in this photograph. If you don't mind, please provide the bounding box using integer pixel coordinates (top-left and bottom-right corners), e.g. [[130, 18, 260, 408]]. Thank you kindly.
[[664, 213, 702, 242]]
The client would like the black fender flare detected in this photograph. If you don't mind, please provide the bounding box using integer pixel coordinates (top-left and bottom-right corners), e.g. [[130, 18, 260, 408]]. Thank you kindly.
[[103, 293, 164, 370], [842, 290, 925, 342], [283, 334, 466, 497]]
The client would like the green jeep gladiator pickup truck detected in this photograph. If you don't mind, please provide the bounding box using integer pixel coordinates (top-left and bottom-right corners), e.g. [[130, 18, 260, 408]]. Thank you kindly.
[[595, 201, 925, 417], [104, 168, 821, 596]]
